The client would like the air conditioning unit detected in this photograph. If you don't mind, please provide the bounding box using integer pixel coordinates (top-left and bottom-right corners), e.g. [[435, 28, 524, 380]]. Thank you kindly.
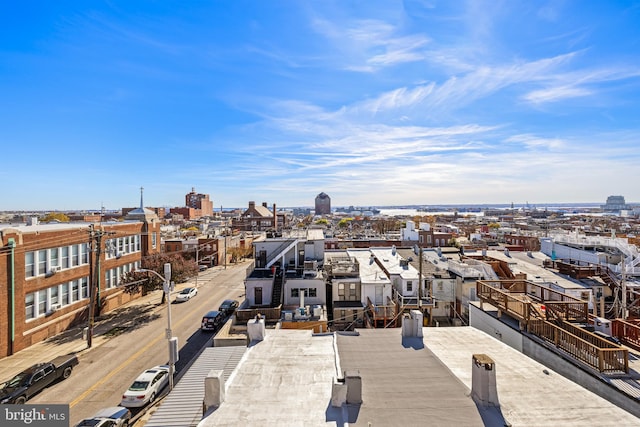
[[47, 266, 61, 275], [50, 304, 61, 312]]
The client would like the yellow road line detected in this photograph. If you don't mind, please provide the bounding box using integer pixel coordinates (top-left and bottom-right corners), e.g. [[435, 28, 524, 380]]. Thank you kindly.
[[69, 331, 164, 407], [70, 304, 189, 408]]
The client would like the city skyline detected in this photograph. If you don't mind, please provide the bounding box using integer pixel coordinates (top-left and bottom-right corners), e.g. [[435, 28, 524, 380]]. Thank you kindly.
[[2, 1, 640, 211]]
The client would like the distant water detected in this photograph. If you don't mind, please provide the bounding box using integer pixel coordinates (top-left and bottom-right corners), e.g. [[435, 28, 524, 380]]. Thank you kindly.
[[378, 208, 479, 217], [377, 204, 607, 217]]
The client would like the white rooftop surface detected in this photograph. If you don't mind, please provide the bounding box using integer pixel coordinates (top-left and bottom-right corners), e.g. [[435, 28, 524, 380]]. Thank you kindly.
[[424, 326, 640, 426], [0, 222, 92, 232], [347, 248, 391, 285], [198, 329, 341, 427], [486, 249, 586, 289], [369, 247, 419, 280]]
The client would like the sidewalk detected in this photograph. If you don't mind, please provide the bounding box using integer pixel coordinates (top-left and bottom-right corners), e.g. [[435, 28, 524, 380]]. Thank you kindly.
[[0, 288, 171, 384], [0, 262, 240, 384]]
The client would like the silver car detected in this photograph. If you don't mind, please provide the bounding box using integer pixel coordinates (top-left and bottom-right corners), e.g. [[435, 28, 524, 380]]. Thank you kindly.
[[74, 406, 131, 427]]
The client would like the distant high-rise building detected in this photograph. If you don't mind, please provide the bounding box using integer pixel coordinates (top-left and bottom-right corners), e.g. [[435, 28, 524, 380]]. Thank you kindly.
[[601, 195, 629, 212], [315, 192, 331, 215], [183, 187, 213, 218]]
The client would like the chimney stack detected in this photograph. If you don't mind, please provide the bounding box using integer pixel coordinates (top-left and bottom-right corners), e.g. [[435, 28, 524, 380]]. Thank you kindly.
[[471, 354, 499, 407], [273, 203, 277, 232]]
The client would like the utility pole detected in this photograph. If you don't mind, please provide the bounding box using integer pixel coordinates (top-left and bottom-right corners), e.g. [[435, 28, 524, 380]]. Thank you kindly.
[[222, 205, 227, 270], [86, 224, 114, 348]]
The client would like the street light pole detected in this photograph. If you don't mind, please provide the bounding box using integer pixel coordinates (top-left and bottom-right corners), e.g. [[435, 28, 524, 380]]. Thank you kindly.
[[136, 263, 178, 391]]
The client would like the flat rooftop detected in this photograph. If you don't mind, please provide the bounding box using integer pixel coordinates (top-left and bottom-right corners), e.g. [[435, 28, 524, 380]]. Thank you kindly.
[[336, 328, 486, 426], [424, 327, 640, 426], [198, 330, 340, 427], [195, 326, 640, 426]]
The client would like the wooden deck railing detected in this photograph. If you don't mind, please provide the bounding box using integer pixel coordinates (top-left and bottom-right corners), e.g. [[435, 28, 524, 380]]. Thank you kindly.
[[529, 319, 628, 374], [477, 280, 629, 374], [543, 301, 589, 323], [236, 305, 282, 322], [366, 297, 397, 320], [612, 319, 640, 351]]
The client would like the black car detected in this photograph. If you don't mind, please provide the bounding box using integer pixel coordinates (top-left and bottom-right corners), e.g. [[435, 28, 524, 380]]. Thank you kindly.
[[0, 354, 78, 404], [201, 310, 224, 331], [218, 299, 239, 316]]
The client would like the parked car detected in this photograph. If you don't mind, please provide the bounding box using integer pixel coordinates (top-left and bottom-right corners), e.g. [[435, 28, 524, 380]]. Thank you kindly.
[[218, 299, 239, 316], [201, 310, 225, 331], [120, 365, 170, 408], [74, 406, 132, 427], [198, 264, 208, 272], [175, 287, 197, 302], [0, 354, 79, 404]]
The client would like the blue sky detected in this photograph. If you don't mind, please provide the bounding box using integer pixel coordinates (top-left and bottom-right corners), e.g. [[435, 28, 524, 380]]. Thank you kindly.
[[2, 1, 640, 211]]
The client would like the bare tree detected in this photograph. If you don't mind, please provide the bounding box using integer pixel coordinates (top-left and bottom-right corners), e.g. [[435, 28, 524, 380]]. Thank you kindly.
[[121, 253, 198, 304]]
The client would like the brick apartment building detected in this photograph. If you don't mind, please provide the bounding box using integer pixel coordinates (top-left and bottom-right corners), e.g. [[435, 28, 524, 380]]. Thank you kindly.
[[169, 187, 214, 220], [233, 201, 287, 232], [0, 210, 160, 357]]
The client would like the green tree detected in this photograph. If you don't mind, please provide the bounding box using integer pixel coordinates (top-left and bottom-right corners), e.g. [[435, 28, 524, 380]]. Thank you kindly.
[[41, 212, 70, 223], [337, 218, 353, 228], [121, 253, 198, 304], [315, 218, 328, 226]]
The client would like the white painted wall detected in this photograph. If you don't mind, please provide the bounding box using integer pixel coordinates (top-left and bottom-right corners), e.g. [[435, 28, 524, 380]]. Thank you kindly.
[[283, 278, 325, 306], [245, 278, 273, 306], [469, 302, 523, 352]]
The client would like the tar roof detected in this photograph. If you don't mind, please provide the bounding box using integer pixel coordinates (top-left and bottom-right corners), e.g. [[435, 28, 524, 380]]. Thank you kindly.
[[336, 328, 486, 426]]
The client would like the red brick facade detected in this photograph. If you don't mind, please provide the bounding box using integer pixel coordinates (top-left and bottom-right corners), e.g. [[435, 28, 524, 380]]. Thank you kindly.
[[0, 220, 160, 357]]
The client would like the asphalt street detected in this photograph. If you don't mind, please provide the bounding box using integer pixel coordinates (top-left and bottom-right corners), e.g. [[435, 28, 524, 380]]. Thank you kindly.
[[0, 260, 250, 426]]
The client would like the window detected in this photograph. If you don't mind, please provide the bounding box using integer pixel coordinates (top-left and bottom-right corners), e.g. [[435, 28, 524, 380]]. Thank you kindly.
[[50, 247, 59, 268], [38, 250, 47, 276], [307, 288, 317, 298], [349, 283, 356, 296], [38, 289, 47, 315], [61, 246, 69, 269], [81, 277, 89, 299], [25, 293, 35, 320], [71, 280, 79, 302], [291, 288, 299, 298], [25, 252, 35, 278], [50, 286, 59, 306], [61, 283, 69, 306], [106, 269, 114, 289], [72, 245, 79, 266], [152, 233, 157, 249], [407, 281, 413, 292], [81, 243, 89, 264]]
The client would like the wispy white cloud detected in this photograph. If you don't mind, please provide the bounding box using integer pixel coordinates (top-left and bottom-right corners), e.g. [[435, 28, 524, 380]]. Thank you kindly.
[[523, 85, 591, 104], [311, 18, 430, 71], [505, 134, 565, 150]]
